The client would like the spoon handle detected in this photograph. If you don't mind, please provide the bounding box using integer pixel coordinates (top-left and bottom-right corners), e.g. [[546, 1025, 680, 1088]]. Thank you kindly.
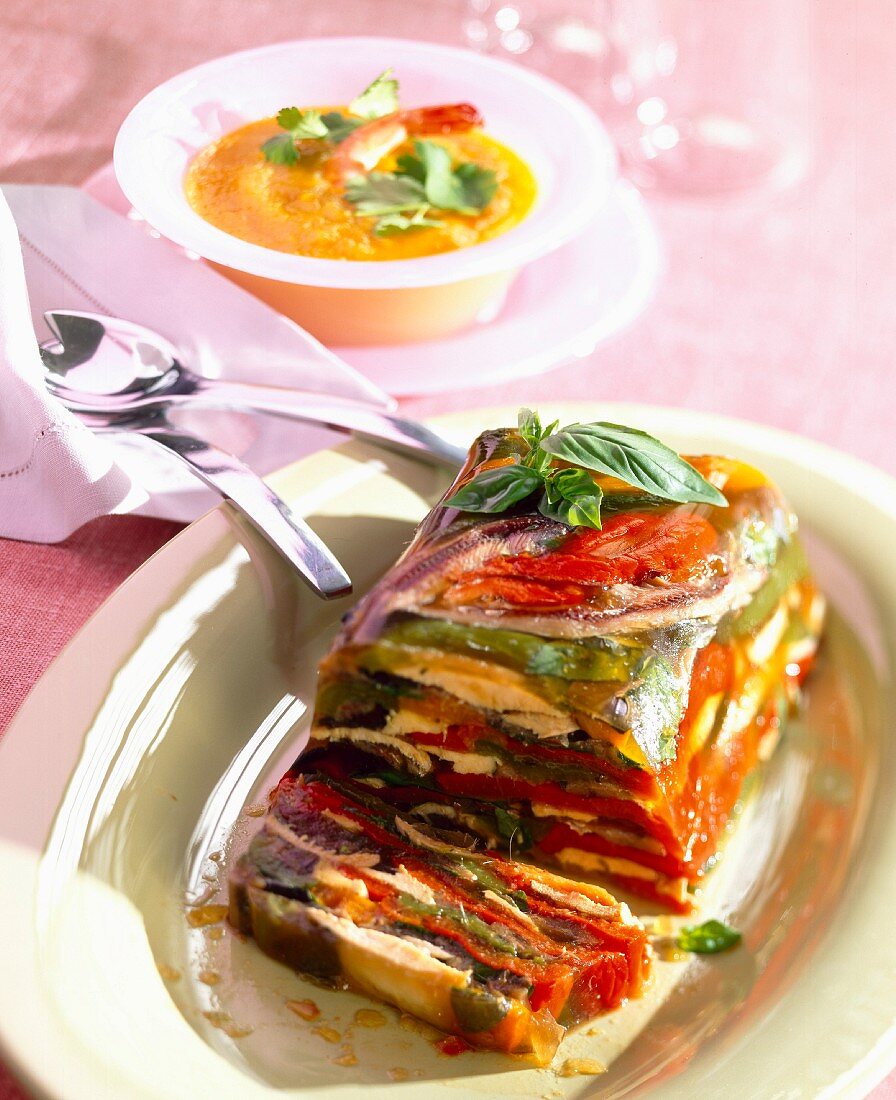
[[100, 425, 352, 600], [187, 381, 467, 468]]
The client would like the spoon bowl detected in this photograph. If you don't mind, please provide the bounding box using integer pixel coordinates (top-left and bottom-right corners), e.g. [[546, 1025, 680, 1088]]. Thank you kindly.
[[40, 310, 468, 466], [42, 312, 183, 401]]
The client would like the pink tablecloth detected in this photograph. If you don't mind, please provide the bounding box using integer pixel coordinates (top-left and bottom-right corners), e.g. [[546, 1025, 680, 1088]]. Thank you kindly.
[[0, 0, 892, 1096]]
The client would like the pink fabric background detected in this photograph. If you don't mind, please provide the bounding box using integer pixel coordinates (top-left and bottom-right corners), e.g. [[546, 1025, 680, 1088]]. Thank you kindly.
[[0, 0, 892, 1096]]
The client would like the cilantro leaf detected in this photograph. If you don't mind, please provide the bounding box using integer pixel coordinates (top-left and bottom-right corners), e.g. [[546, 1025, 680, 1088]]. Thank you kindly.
[[445, 463, 544, 513], [277, 106, 328, 140], [398, 141, 497, 214], [677, 919, 742, 954], [344, 171, 428, 216], [414, 141, 464, 209], [454, 161, 499, 210], [320, 111, 363, 144], [276, 106, 302, 131], [262, 106, 329, 163], [261, 133, 299, 165], [349, 68, 400, 120], [374, 208, 443, 236], [414, 140, 478, 214], [395, 152, 427, 184]]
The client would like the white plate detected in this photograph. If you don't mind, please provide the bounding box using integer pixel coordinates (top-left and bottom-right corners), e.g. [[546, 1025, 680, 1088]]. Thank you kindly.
[[84, 167, 660, 397], [1, 404, 894, 1100]]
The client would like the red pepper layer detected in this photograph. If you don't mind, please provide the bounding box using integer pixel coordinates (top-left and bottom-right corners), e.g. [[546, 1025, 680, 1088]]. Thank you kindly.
[[277, 776, 647, 1018], [434, 768, 681, 857], [407, 724, 657, 798], [441, 511, 720, 610]]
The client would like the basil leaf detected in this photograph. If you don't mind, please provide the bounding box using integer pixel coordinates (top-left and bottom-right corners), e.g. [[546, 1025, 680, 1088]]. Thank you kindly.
[[261, 134, 299, 165], [349, 68, 400, 120], [445, 464, 544, 513], [518, 407, 543, 449], [344, 171, 428, 216], [741, 519, 780, 568], [677, 919, 742, 954], [539, 468, 604, 529], [320, 111, 363, 144], [544, 422, 728, 507]]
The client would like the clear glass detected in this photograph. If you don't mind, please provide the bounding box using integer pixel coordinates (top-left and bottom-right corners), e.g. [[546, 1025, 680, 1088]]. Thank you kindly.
[[461, 0, 621, 104], [604, 0, 812, 195], [461, 0, 813, 197]]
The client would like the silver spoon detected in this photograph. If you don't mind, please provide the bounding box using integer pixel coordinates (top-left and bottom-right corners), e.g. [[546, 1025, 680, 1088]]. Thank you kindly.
[[39, 314, 353, 600], [84, 410, 353, 601], [40, 311, 467, 467]]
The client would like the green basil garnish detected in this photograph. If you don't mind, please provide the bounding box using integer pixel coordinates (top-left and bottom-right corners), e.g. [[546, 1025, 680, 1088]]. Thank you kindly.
[[677, 919, 742, 954]]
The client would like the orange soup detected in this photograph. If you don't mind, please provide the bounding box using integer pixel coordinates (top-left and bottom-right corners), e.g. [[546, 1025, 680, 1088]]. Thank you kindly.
[[184, 115, 537, 262]]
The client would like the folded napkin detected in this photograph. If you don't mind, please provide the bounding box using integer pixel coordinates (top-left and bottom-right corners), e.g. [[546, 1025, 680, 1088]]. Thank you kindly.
[[0, 191, 136, 542], [0, 183, 396, 538]]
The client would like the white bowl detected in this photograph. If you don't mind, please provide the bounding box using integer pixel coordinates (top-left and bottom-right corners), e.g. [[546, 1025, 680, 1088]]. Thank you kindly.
[[114, 37, 617, 345]]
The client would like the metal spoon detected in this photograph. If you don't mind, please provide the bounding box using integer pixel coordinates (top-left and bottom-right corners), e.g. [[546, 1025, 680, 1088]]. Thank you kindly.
[[40, 311, 467, 467], [82, 409, 353, 601], [39, 312, 354, 599]]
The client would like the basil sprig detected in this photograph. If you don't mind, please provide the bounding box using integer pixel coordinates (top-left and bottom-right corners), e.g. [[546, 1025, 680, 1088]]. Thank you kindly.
[[445, 408, 727, 531], [542, 421, 727, 507], [676, 919, 742, 954]]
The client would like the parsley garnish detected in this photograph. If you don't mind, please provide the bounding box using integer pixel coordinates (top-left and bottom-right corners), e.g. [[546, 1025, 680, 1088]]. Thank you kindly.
[[344, 139, 497, 235], [262, 71, 394, 164], [396, 140, 497, 214], [349, 68, 400, 120], [444, 407, 727, 531], [261, 106, 329, 164], [262, 71, 498, 238], [374, 209, 443, 236], [343, 171, 428, 216]]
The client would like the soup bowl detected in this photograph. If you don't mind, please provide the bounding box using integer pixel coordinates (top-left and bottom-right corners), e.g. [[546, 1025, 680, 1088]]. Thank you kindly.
[[114, 37, 617, 346]]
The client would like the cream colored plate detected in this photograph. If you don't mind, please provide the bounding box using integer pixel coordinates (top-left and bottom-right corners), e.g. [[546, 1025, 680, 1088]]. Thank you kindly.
[[1, 404, 895, 1100]]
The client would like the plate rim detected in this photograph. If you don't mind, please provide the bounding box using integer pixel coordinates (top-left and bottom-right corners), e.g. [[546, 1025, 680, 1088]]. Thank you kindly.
[[2, 402, 896, 1100]]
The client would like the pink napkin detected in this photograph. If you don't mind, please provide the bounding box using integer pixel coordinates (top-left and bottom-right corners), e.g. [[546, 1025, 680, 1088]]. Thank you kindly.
[[0, 192, 138, 542]]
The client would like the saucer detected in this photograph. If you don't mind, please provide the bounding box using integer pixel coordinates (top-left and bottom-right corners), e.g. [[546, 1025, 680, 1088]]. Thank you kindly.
[[83, 165, 661, 397]]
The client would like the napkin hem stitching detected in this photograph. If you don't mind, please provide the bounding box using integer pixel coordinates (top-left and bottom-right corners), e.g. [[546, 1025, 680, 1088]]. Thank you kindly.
[[0, 424, 67, 479]]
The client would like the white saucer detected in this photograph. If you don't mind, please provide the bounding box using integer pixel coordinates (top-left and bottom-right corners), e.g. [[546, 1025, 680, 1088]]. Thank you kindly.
[[83, 165, 661, 397]]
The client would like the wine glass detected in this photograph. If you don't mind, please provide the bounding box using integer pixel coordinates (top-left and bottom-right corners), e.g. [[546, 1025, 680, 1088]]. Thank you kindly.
[[462, 0, 813, 197]]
